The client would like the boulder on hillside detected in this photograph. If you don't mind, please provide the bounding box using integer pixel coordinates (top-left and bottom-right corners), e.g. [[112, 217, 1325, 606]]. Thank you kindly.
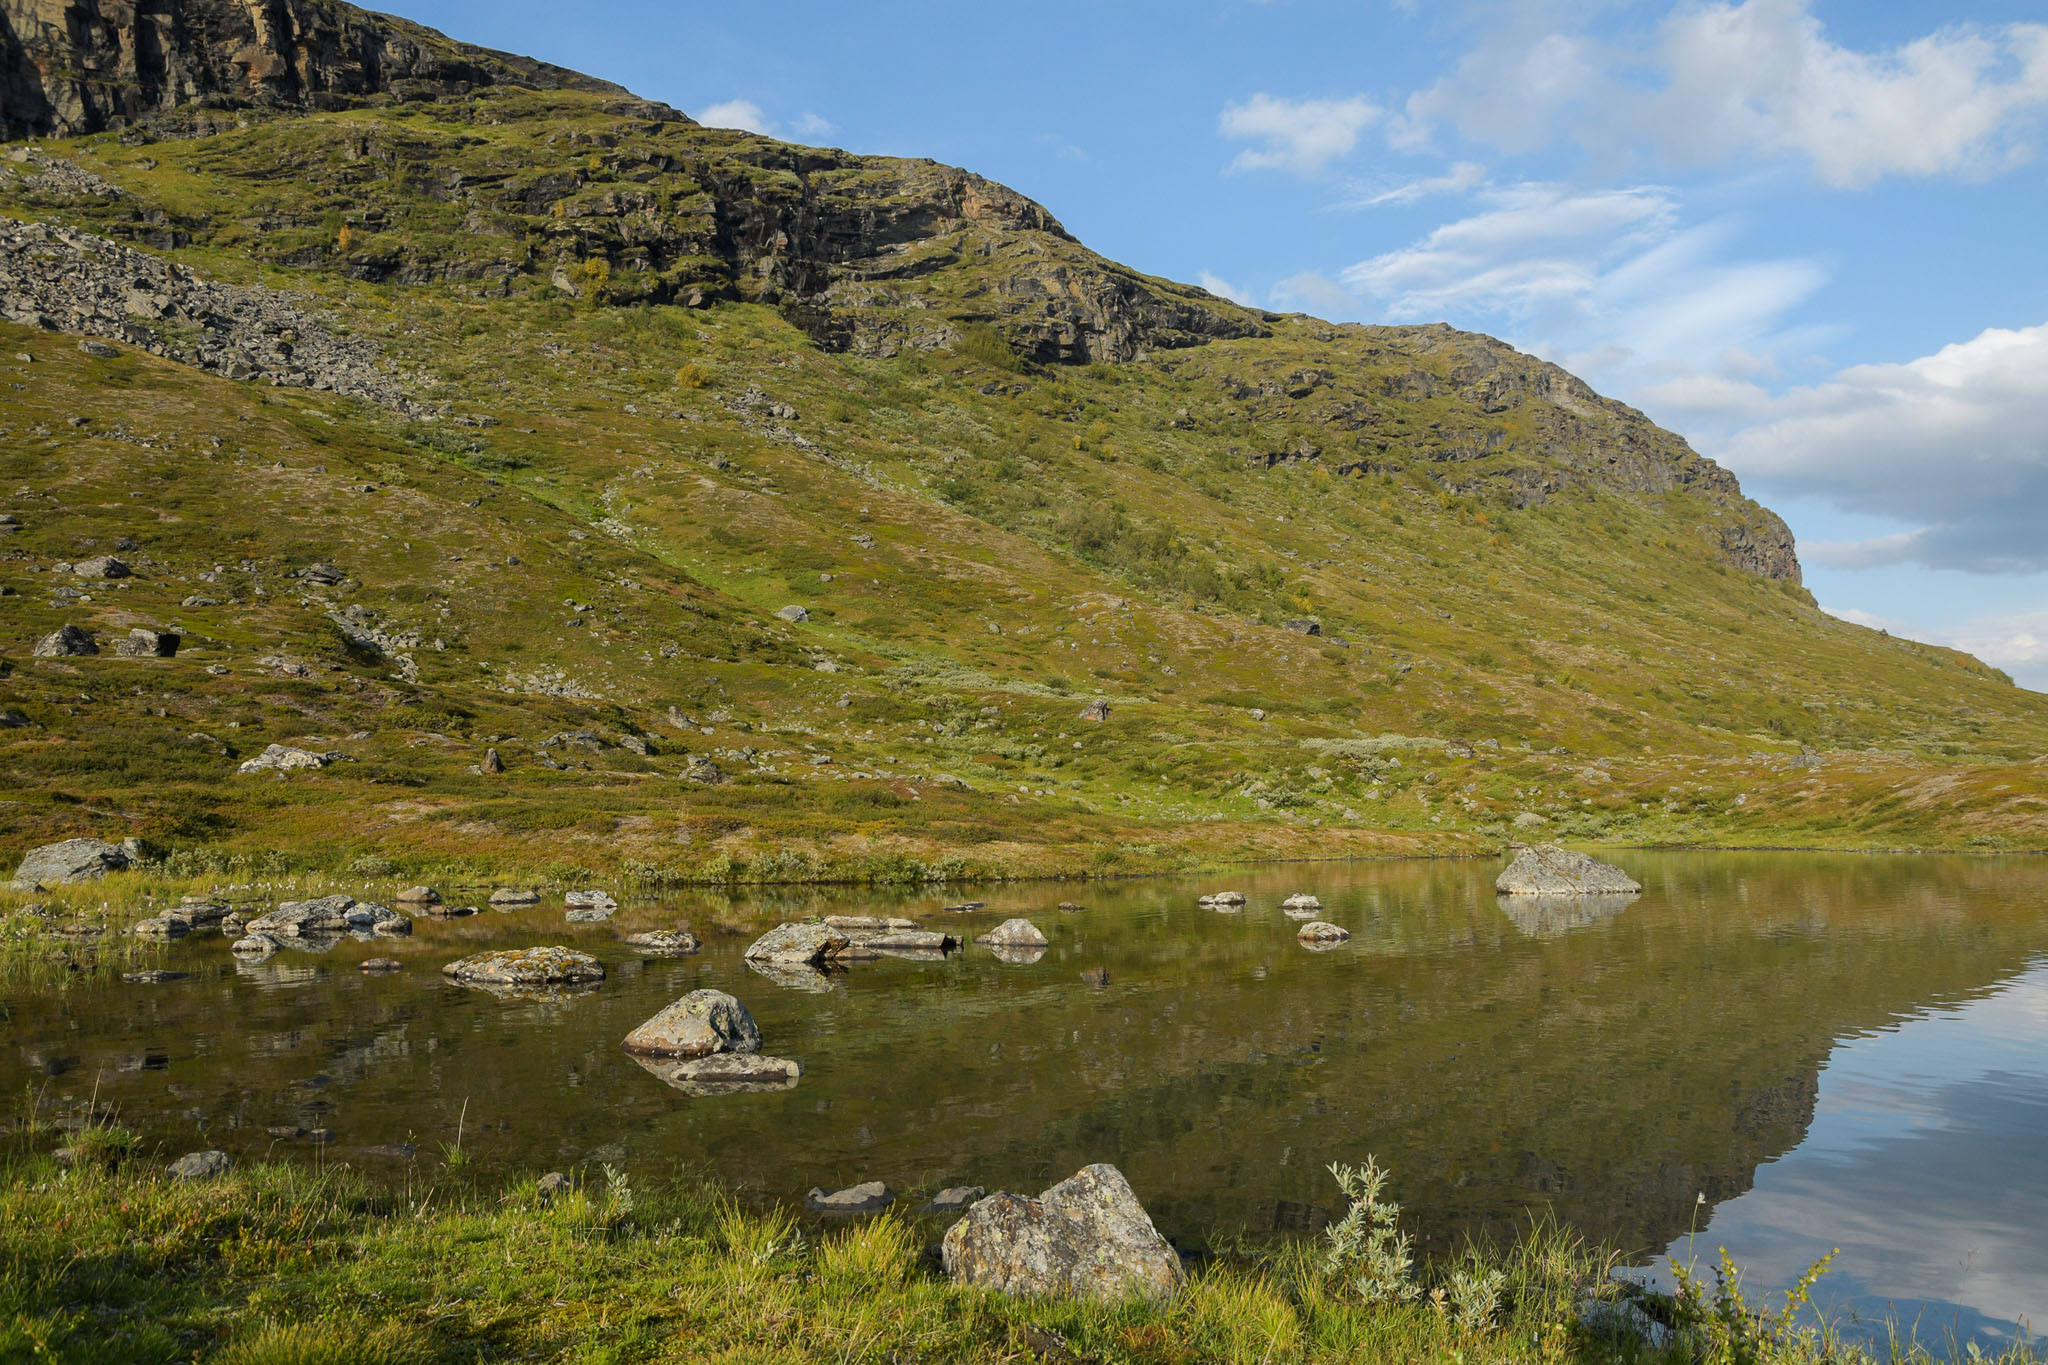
[[237, 743, 342, 774], [113, 628, 179, 657], [1078, 698, 1110, 722], [622, 989, 761, 1058], [12, 836, 133, 888], [71, 555, 129, 578], [32, 624, 97, 657], [1495, 844, 1641, 897], [941, 1164, 1183, 1303], [776, 604, 809, 623]]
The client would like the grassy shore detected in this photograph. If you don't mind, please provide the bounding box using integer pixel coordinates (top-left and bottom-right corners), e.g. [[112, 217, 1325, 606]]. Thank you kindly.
[[0, 1147, 2032, 1365]]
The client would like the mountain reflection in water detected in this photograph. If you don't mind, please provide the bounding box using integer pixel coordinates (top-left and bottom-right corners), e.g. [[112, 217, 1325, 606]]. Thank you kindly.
[[7, 852, 2045, 1345]]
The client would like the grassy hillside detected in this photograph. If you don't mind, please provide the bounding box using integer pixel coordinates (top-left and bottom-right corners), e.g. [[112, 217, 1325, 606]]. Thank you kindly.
[[0, 77, 2043, 882]]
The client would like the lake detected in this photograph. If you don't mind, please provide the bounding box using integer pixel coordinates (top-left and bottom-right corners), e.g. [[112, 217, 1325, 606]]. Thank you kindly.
[[7, 852, 2045, 1348]]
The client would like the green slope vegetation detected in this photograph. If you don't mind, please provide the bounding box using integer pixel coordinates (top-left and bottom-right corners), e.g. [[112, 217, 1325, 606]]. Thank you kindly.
[[0, 74, 2043, 880]]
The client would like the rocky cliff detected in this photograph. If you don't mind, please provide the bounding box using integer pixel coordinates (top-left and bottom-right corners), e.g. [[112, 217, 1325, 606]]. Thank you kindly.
[[0, 0, 646, 140]]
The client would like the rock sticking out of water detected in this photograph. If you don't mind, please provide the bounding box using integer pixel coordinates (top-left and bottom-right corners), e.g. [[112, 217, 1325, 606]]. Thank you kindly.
[[246, 895, 411, 939], [622, 928, 702, 955], [1495, 844, 1641, 897], [121, 969, 189, 984], [442, 946, 605, 988], [1281, 893, 1323, 917], [941, 1164, 1183, 1303], [360, 958, 402, 972], [1057, 901, 1084, 913], [230, 933, 279, 958], [744, 921, 852, 966], [806, 1181, 894, 1214], [622, 989, 761, 1058], [129, 916, 190, 939], [1198, 891, 1246, 910], [977, 918, 1048, 949], [394, 885, 441, 905], [488, 888, 541, 907], [1296, 921, 1352, 946]]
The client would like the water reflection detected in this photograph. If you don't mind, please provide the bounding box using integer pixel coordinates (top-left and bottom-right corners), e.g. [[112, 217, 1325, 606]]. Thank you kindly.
[[6, 853, 2047, 1349], [1496, 893, 1637, 938]]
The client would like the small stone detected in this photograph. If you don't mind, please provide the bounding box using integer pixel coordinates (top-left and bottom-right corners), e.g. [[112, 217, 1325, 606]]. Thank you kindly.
[[267, 1125, 306, 1139], [362, 1143, 417, 1161], [360, 958, 402, 972], [128, 917, 188, 939], [536, 1171, 571, 1201], [924, 1185, 986, 1214], [1057, 901, 1084, 912], [167, 1150, 230, 1181], [806, 1181, 893, 1214]]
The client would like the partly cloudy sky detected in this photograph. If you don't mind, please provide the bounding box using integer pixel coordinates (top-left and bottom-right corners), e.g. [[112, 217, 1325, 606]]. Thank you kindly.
[[403, 0, 2048, 689]]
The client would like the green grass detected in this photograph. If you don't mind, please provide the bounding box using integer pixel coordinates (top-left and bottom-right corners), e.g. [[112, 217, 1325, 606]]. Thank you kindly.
[[0, 86, 2044, 878], [0, 1154, 2022, 1364]]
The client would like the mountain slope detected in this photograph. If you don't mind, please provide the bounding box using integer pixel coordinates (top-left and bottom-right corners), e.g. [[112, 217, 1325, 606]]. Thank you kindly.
[[0, 1, 2042, 882]]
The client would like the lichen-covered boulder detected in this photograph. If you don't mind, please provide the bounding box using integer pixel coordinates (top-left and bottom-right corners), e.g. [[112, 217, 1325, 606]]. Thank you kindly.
[[1281, 893, 1322, 917], [621, 928, 702, 955], [622, 989, 761, 1058], [442, 946, 604, 987], [941, 1164, 1183, 1303], [12, 836, 132, 888], [1495, 844, 1641, 897], [1296, 921, 1351, 945], [743, 920, 851, 965]]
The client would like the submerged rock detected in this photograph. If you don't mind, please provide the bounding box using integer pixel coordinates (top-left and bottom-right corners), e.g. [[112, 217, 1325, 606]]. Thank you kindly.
[[628, 1051, 802, 1095], [622, 989, 761, 1058], [442, 946, 605, 988], [807, 1181, 893, 1214], [941, 1164, 1183, 1303], [359, 957, 403, 973], [1495, 844, 1641, 897], [621, 928, 702, 955]]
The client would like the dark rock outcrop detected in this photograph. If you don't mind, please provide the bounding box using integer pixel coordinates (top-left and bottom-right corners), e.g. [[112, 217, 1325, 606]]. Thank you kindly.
[[0, 0, 648, 141]]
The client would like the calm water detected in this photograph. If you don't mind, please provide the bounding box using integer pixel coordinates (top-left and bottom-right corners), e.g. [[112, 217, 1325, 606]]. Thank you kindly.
[[6, 853, 2046, 1346]]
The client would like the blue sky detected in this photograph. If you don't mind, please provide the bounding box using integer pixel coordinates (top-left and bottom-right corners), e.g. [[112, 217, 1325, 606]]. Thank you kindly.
[[401, 0, 2048, 689]]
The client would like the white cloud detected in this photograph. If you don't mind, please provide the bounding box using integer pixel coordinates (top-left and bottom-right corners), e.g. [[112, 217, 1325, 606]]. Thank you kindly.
[[1197, 270, 1253, 306], [1824, 603, 2048, 690], [1344, 160, 1488, 207], [1400, 1, 2048, 187], [1270, 270, 1361, 318], [694, 100, 834, 143], [1221, 93, 1381, 176], [1721, 323, 2048, 572], [696, 99, 772, 135]]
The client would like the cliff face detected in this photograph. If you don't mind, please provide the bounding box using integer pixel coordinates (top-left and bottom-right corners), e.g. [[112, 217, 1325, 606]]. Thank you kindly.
[[0, 0, 638, 139]]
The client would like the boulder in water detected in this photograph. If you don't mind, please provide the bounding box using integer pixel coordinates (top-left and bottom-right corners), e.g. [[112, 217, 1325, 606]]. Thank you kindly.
[[622, 928, 701, 955], [622, 989, 761, 1058], [977, 918, 1047, 949], [940, 1164, 1183, 1303], [1495, 844, 1641, 897], [442, 946, 605, 987], [743, 920, 851, 966]]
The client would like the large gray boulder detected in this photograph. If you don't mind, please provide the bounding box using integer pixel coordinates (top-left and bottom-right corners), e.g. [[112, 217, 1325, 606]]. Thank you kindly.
[[32, 624, 97, 657], [622, 989, 761, 1058], [237, 744, 341, 774], [1495, 843, 1641, 897], [941, 1164, 1183, 1303], [12, 836, 132, 888], [976, 918, 1048, 948]]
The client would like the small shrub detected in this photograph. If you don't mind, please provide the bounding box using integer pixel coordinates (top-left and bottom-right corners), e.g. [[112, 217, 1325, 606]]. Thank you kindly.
[[1323, 1156, 1417, 1306]]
